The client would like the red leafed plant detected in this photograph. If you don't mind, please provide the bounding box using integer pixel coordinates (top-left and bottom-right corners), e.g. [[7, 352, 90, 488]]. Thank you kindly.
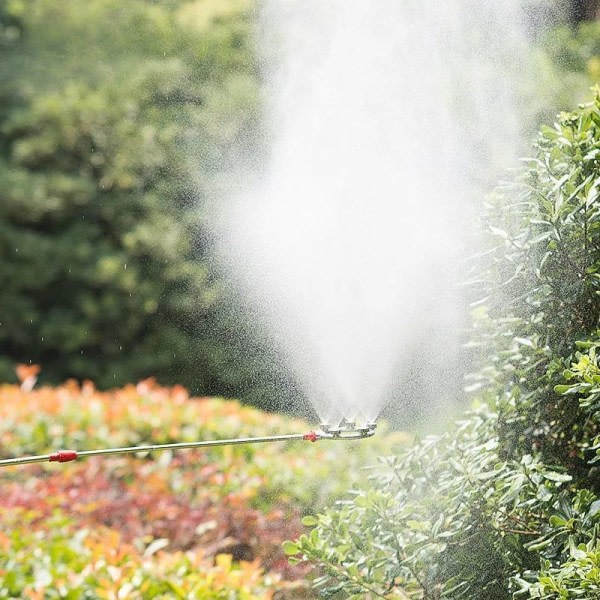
[[0, 367, 402, 596]]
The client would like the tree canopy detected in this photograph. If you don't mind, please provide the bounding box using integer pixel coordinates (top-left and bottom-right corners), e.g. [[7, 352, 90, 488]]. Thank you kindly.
[[0, 0, 280, 400]]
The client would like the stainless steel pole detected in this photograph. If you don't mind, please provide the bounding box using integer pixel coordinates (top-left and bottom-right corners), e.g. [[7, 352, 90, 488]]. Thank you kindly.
[[0, 432, 317, 467]]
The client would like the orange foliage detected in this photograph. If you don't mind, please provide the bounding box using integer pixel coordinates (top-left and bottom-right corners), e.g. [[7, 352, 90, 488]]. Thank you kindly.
[[0, 369, 402, 597], [15, 363, 41, 392], [0, 373, 321, 590]]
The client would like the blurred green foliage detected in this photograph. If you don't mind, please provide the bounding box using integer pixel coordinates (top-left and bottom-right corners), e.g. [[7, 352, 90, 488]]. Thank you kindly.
[[290, 94, 600, 598], [532, 19, 600, 128], [0, 0, 283, 400]]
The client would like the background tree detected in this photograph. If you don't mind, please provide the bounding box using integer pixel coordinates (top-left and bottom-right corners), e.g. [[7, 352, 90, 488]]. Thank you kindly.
[[0, 0, 298, 406]]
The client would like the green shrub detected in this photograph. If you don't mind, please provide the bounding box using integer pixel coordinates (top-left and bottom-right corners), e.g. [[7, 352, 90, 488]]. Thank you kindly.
[[0, 0, 272, 399], [288, 93, 600, 598], [519, 540, 600, 599]]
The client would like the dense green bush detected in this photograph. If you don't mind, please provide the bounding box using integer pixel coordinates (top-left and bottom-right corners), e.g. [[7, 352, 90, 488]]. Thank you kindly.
[[287, 95, 600, 598], [0, 0, 275, 399]]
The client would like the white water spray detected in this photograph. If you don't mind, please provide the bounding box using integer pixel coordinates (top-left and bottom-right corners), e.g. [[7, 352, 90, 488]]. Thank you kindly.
[[218, 0, 534, 426]]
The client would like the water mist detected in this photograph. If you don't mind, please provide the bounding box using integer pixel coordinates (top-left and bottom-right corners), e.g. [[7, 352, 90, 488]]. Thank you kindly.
[[217, 0, 534, 427]]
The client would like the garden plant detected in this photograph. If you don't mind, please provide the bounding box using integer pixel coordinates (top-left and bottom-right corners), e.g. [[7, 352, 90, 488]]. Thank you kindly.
[[287, 92, 600, 599], [0, 371, 404, 598]]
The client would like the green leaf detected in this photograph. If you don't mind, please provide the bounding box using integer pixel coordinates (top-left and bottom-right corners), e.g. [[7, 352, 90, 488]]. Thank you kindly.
[[554, 384, 573, 394], [543, 471, 572, 483], [282, 541, 300, 555], [549, 515, 569, 527]]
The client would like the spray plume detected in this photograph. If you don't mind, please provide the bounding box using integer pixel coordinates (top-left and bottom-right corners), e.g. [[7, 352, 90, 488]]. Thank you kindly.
[[217, 0, 534, 425]]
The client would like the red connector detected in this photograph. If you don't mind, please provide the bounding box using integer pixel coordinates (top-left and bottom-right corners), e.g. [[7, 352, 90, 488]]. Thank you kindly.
[[49, 450, 78, 463], [303, 431, 318, 442]]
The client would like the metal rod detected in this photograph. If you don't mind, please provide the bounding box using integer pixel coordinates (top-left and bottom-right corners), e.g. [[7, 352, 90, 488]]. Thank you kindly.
[[0, 422, 377, 468], [0, 453, 55, 467], [0, 433, 310, 467]]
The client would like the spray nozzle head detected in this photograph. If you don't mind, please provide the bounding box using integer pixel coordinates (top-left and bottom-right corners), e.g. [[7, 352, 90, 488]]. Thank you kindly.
[[319, 419, 376, 440]]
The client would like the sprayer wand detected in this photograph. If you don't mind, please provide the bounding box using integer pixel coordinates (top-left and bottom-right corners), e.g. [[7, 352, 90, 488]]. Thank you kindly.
[[0, 421, 376, 468]]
